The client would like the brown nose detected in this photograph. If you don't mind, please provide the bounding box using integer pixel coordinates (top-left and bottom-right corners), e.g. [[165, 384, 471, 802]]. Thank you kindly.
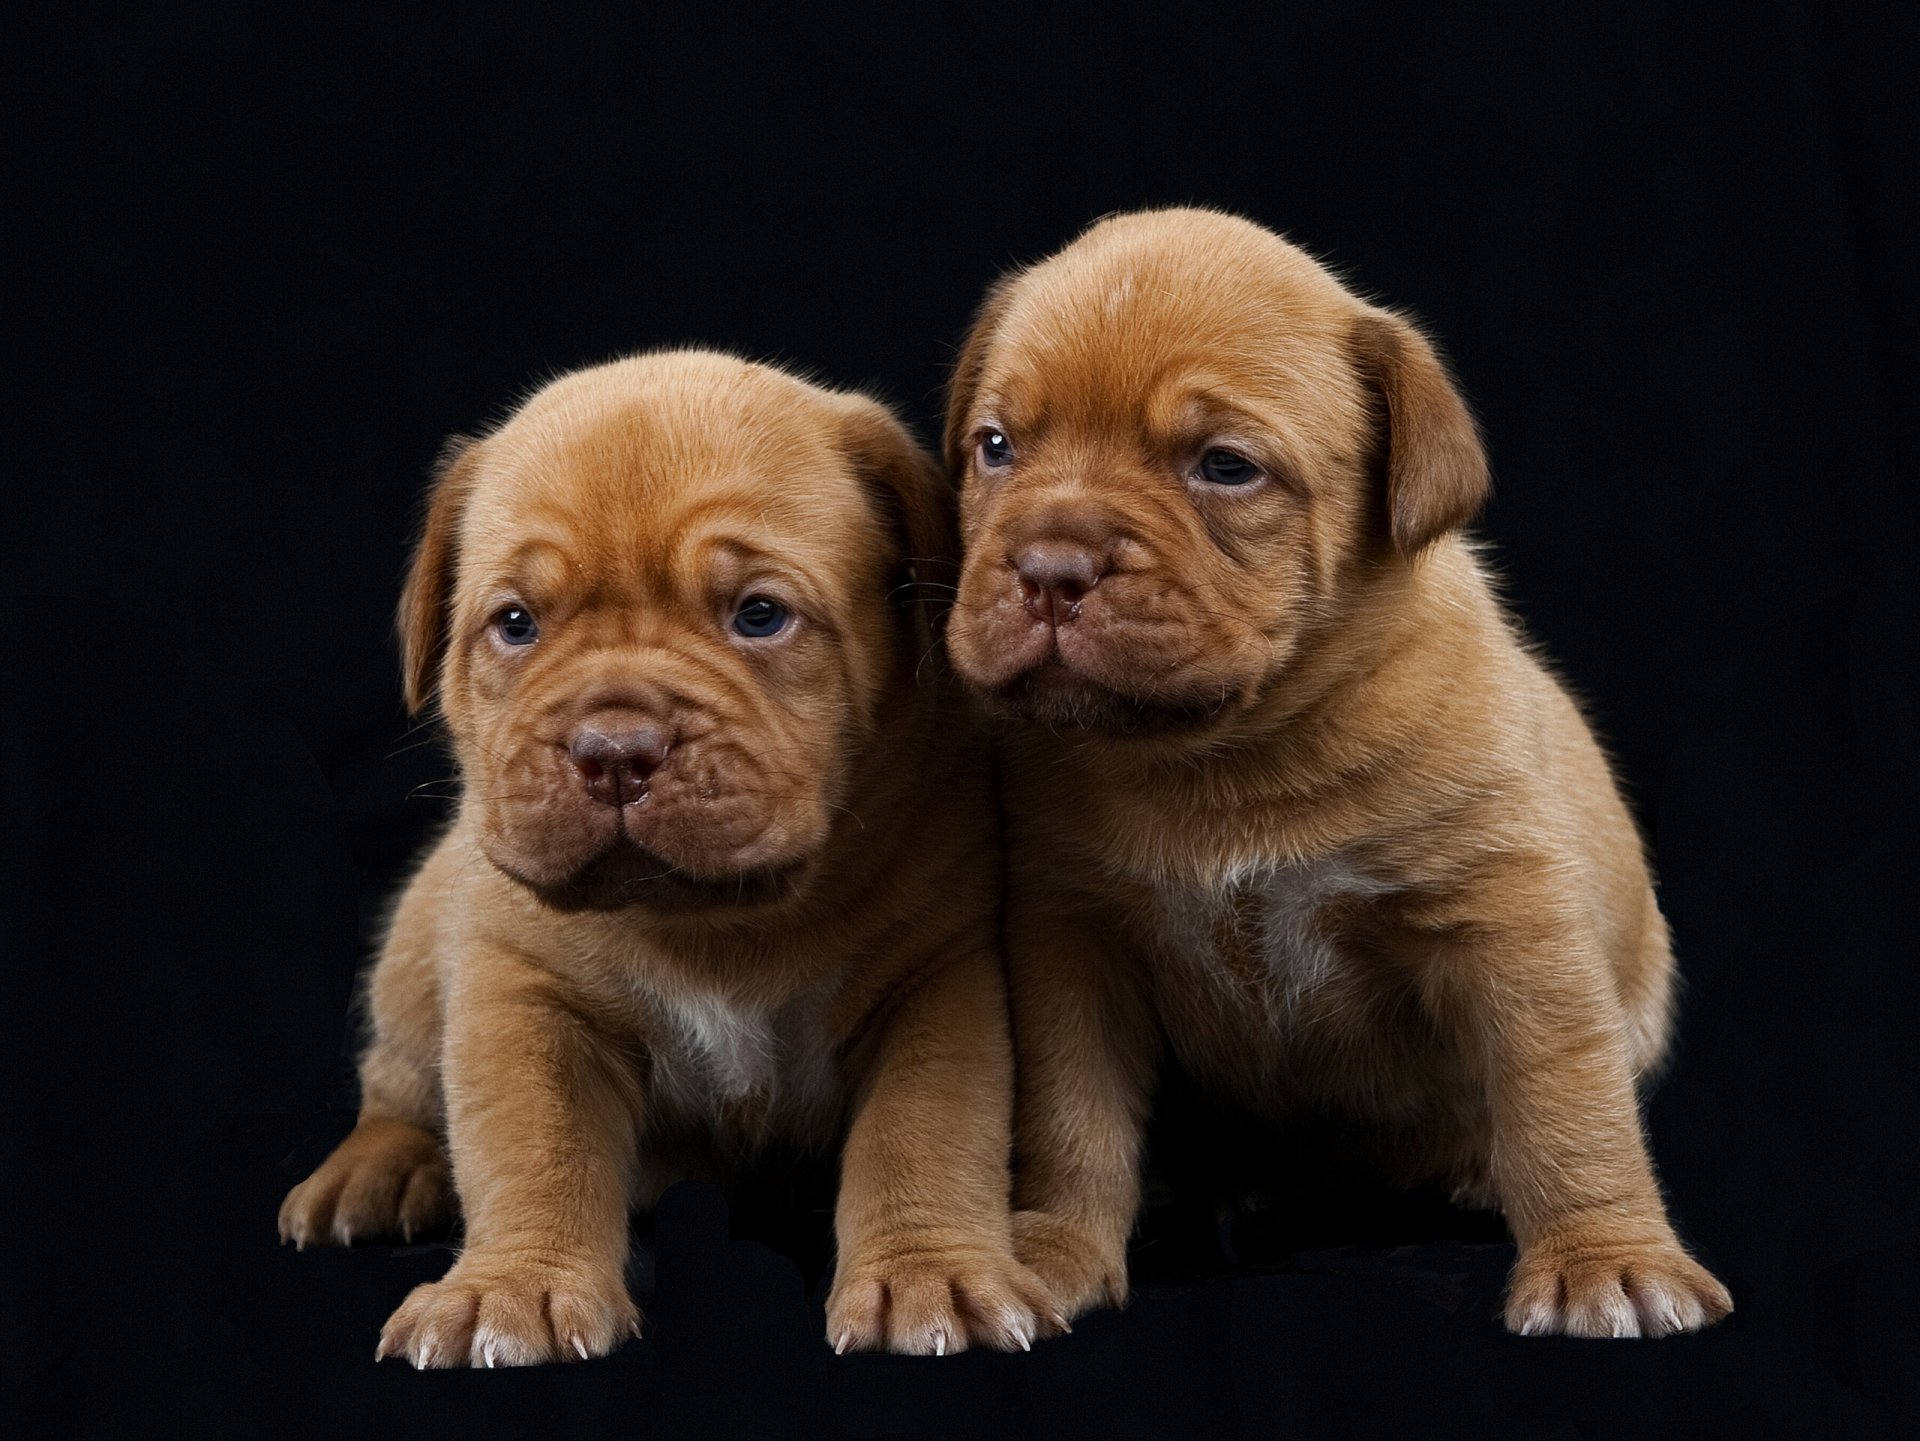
[[1015, 542, 1105, 626], [568, 723, 671, 807]]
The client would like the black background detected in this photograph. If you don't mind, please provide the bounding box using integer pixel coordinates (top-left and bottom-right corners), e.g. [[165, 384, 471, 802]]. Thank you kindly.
[[7, 3, 1916, 1437]]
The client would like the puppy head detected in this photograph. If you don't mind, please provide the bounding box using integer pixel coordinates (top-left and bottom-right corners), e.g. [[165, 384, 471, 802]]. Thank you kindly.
[[399, 350, 952, 914], [944, 207, 1488, 737]]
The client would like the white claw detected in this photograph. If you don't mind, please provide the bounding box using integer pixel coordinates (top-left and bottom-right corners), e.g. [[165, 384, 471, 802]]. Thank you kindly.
[[933, 1331, 947, 1357], [484, 1342, 497, 1368], [834, 1329, 852, 1356], [1018, 1329, 1032, 1353], [415, 1343, 436, 1370], [572, 1336, 588, 1361]]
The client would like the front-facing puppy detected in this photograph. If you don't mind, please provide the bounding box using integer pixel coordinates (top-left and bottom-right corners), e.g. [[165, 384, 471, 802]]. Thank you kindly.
[[946, 209, 1732, 1338], [279, 350, 1056, 1363]]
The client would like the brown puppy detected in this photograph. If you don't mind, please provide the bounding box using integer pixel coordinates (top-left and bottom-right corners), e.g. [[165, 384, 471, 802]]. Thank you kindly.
[[944, 209, 1733, 1338], [279, 350, 1057, 1363]]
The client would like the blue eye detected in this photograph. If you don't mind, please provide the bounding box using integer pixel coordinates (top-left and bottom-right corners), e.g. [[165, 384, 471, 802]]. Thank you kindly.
[[732, 596, 789, 638], [978, 431, 1015, 469], [495, 606, 539, 645], [1196, 449, 1261, 486]]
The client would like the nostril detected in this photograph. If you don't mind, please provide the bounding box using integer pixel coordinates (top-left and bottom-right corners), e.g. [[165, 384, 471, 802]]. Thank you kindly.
[[570, 726, 670, 770], [568, 723, 673, 805], [1014, 542, 1104, 624], [1021, 578, 1085, 627], [1014, 542, 1104, 593], [1017, 570, 1083, 595]]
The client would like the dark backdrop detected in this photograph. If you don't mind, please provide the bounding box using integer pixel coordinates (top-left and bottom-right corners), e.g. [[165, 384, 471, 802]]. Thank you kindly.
[[6, 3, 1915, 1437]]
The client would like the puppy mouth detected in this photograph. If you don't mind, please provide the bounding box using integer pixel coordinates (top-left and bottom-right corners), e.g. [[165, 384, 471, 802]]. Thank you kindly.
[[495, 837, 806, 915], [981, 656, 1241, 736], [954, 574, 1249, 736]]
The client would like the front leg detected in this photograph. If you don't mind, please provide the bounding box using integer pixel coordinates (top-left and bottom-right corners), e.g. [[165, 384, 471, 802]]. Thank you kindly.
[[1003, 896, 1157, 1324], [827, 949, 1059, 1355], [280, 858, 454, 1249], [1434, 919, 1733, 1337], [377, 947, 642, 1367]]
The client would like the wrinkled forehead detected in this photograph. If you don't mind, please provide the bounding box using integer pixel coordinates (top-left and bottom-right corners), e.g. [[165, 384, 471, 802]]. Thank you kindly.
[[459, 363, 883, 588], [978, 227, 1365, 435]]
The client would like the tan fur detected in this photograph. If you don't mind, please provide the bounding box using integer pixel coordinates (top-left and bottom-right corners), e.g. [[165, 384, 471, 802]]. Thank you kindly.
[[279, 350, 1058, 1364], [944, 209, 1732, 1338]]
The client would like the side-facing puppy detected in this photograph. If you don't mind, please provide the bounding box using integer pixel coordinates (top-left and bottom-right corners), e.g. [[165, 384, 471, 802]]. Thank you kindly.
[[279, 350, 1057, 1363], [944, 209, 1733, 1338]]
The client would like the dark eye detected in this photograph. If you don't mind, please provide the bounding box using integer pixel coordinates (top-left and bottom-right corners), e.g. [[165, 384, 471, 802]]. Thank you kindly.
[[494, 606, 539, 645], [732, 595, 790, 639], [978, 431, 1015, 469], [1196, 449, 1261, 487]]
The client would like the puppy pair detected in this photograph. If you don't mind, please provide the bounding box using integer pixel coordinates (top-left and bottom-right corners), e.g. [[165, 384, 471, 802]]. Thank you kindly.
[[280, 352, 1058, 1363], [284, 207, 1731, 1362]]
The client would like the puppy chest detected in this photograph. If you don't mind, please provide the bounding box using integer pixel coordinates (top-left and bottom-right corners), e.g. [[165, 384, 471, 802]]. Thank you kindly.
[[1149, 857, 1396, 1036], [637, 989, 843, 1149]]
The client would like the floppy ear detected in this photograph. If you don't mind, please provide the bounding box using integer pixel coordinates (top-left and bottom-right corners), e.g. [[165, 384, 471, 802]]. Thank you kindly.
[[942, 276, 1016, 477], [1350, 310, 1490, 554], [396, 435, 481, 715], [838, 396, 959, 648]]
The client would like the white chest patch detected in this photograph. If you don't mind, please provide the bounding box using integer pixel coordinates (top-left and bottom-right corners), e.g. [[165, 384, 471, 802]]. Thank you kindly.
[[667, 991, 778, 1098], [1152, 854, 1394, 1024], [635, 981, 841, 1145]]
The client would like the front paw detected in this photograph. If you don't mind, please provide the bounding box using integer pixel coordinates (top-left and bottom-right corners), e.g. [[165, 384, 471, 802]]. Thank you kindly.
[[1011, 1209, 1128, 1323], [827, 1242, 1064, 1355], [279, 1118, 453, 1248], [376, 1252, 639, 1367], [1505, 1226, 1733, 1337]]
